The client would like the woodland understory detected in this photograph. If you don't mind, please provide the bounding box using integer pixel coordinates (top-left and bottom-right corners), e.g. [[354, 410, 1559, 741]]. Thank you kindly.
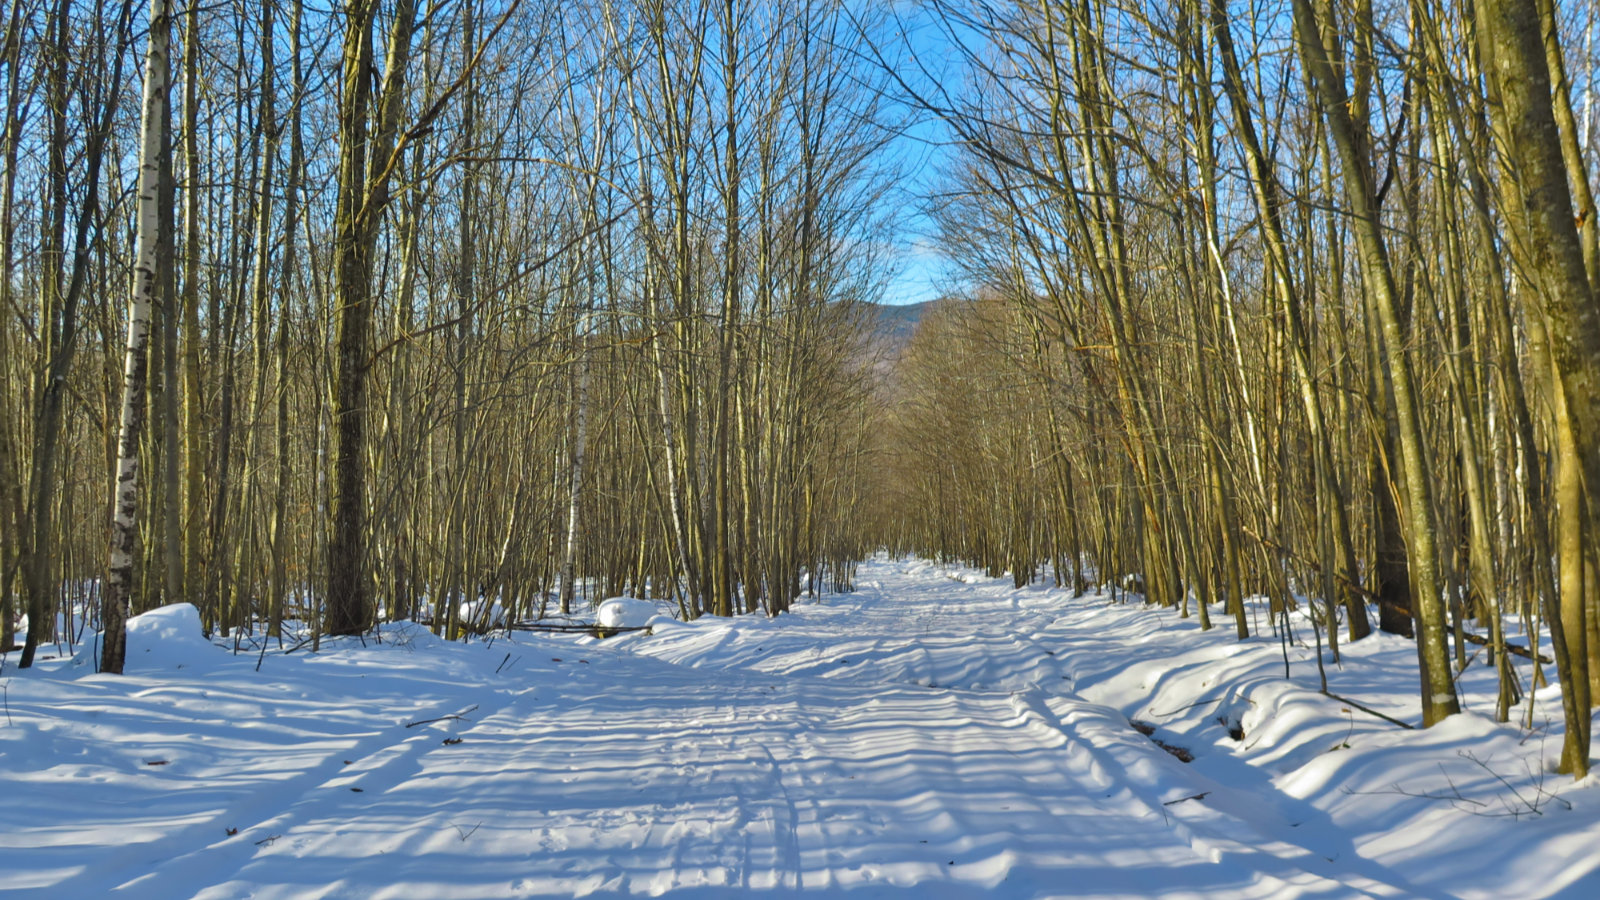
[[6, 0, 1600, 789]]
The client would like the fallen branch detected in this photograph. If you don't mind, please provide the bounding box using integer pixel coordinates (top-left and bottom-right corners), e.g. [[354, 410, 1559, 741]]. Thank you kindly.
[[1460, 750, 1571, 816], [505, 622, 651, 636], [1458, 630, 1549, 664], [1323, 691, 1415, 729], [1148, 692, 1256, 719], [282, 635, 317, 655], [406, 704, 479, 729]]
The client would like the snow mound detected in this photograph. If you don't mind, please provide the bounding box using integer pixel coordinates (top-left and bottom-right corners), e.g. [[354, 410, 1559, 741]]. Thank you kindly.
[[458, 599, 506, 627], [126, 602, 217, 670], [596, 597, 662, 629], [379, 620, 444, 650]]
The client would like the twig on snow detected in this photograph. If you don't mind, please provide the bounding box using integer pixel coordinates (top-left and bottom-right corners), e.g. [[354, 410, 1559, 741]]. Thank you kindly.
[[1322, 691, 1415, 729], [406, 704, 479, 728], [283, 635, 317, 655], [1341, 767, 1486, 810], [1148, 693, 1256, 719], [1344, 753, 1571, 819], [1460, 750, 1572, 817]]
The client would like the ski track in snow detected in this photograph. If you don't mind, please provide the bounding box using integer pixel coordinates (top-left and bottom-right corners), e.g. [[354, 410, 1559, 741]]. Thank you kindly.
[[2, 560, 1596, 898]]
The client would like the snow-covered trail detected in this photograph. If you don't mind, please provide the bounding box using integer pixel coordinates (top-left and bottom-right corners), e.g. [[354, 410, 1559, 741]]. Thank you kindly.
[[614, 564, 1429, 898], [2, 560, 1591, 898]]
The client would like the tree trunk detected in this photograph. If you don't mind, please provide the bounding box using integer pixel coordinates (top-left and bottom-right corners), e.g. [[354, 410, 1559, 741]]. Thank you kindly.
[[327, 0, 417, 636], [1476, 0, 1600, 776], [102, 0, 172, 675], [1291, 0, 1458, 725]]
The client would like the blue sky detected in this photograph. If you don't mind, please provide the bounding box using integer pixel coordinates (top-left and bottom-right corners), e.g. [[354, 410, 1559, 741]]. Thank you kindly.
[[870, 0, 961, 307]]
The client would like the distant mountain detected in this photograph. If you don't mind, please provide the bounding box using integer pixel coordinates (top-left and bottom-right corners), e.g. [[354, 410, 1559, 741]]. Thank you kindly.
[[862, 300, 935, 362], [851, 300, 934, 380]]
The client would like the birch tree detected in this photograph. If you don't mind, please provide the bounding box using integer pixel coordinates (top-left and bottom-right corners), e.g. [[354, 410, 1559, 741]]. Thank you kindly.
[[101, 0, 172, 674]]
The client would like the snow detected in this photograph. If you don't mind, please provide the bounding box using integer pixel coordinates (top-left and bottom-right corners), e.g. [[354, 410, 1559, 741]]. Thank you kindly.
[[596, 596, 668, 629], [459, 599, 507, 628], [2, 559, 1597, 898], [68, 602, 220, 673]]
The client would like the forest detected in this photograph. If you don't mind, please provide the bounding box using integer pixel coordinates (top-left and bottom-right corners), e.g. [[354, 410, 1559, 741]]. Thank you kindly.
[[5, 0, 1600, 789]]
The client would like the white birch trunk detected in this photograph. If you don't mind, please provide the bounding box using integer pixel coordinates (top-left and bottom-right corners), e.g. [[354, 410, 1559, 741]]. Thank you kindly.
[[102, 0, 172, 675], [558, 348, 591, 615]]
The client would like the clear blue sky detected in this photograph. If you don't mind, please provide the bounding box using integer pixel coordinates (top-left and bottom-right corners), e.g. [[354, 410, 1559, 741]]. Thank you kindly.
[[872, 1, 959, 307]]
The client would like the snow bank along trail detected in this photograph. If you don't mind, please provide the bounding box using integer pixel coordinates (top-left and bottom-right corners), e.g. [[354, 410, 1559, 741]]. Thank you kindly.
[[2, 559, 1595, 898]]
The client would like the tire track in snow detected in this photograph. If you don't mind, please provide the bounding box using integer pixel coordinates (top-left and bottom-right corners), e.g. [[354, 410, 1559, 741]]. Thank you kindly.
[[893, 568, 1437, 896], [736, 690, 806, 891], [64, 687, 530, 899], [618, 561, 1428, 897], [12, 562, 1457, 898]]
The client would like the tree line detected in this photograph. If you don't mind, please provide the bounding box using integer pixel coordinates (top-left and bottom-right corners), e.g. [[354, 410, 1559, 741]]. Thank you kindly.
[[0, 0, 891, 672], [872, 0, 1600, 779]]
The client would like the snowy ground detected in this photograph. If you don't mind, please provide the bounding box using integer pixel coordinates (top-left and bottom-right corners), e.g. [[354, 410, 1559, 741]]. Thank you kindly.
[[2, 558, 1597, 899]]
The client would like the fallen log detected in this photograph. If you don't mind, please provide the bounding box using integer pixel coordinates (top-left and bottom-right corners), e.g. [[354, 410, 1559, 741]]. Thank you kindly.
[[411, 619, 652, 638], [505, 622, 652, 638], [1459, 629, 1550, 664]]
